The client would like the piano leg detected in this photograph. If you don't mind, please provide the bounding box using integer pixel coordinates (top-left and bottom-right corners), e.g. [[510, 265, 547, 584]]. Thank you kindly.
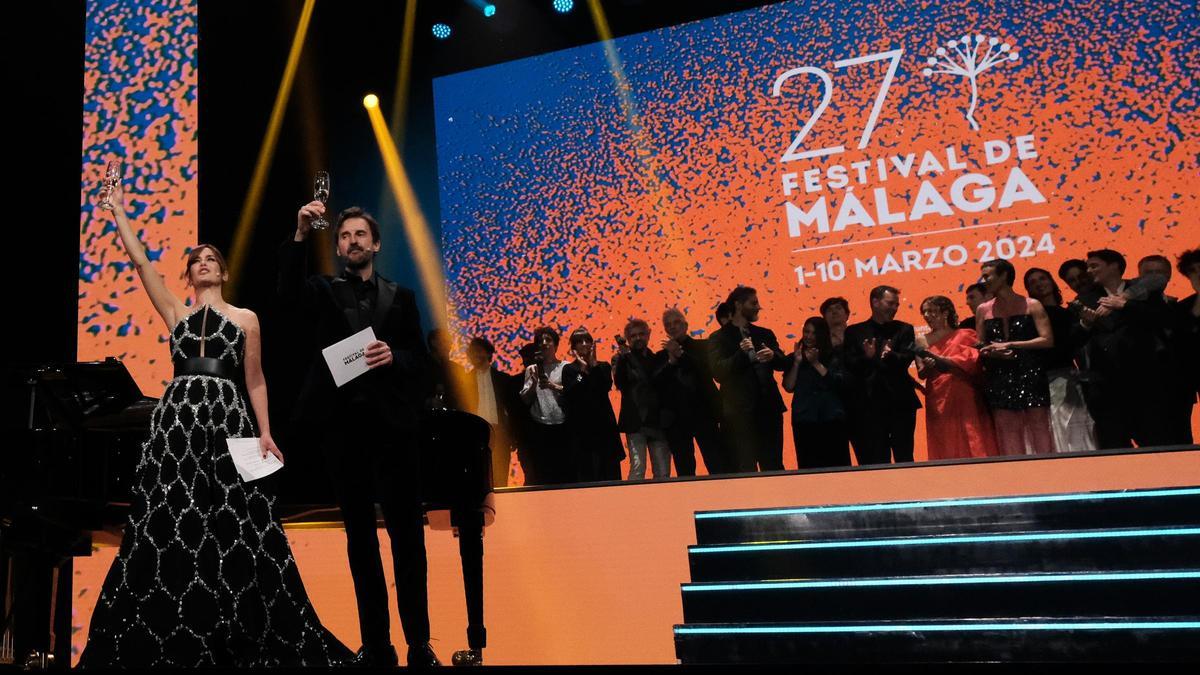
[[451, 509, 486, 658], [4, 549, 70, 668]]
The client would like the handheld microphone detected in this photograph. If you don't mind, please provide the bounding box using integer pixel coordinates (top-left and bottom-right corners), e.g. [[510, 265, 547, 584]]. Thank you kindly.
[[739, 325, 756, 356]]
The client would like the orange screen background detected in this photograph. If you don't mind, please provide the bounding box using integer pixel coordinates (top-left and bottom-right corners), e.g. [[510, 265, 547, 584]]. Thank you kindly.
[[434, 0, 1199, 471]]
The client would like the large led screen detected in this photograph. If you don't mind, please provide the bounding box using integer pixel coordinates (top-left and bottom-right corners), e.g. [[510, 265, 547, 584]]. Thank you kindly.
[[79, 0, 198, 396], [434, 0, 1198, 467]]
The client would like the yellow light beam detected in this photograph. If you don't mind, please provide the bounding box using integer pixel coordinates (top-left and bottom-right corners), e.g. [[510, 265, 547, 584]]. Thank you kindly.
[[363, 93, 448, 329], [586, 0, 687, 284], [227, 0, 317, 294], [388, 0, 419, 149], [296, 47, 334, 275], [365, 94, 475, 408], [587, 0, 637, 128]]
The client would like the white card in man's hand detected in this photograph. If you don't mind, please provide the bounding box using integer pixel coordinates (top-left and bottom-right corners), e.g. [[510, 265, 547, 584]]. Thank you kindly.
[[226, 438, 284, 482], [322, 326, 377, 387]]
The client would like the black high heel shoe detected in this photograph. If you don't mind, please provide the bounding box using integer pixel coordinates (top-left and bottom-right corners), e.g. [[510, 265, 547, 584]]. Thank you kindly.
[[451, 648, 483, 666]]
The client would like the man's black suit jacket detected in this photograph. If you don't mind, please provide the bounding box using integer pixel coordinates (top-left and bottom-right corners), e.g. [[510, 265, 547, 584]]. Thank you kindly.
[[842, 319, 921, 411], [614, 348, 674, 433], [1076, 279, 1172, 382], [657, 335, 723, 430], [709, 322, 789, 416], [278, 239, 428, 432]]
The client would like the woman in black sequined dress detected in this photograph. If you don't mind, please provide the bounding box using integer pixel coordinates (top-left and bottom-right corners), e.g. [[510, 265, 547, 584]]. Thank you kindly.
[[975, 259, 1056, 456], [80, 182, 350, 667]]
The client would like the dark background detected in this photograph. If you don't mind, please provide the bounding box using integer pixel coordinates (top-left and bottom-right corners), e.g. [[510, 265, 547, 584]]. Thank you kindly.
[[11, 0, 782, 501]]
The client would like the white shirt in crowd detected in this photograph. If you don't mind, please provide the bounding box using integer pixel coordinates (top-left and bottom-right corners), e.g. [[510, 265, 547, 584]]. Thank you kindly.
[[521, 361, 566, 425], [472, 367, 500, 426]]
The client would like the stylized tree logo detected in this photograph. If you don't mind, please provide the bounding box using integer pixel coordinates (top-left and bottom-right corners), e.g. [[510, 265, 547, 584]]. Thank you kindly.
[[922, 34, 1020, 130]]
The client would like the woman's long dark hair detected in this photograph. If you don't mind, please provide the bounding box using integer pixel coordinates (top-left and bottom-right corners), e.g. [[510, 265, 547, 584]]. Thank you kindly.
[[1023, 267, 1064, 306], [802, 316, 834, 363]]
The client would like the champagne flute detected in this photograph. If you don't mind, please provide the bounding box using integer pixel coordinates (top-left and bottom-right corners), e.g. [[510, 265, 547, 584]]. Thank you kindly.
[[311, 171, 331, 230], [98, 159, 122, 210]]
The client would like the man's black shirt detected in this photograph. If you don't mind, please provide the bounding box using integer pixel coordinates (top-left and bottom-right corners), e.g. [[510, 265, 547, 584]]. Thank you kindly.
[[337, 270, 378, 330]]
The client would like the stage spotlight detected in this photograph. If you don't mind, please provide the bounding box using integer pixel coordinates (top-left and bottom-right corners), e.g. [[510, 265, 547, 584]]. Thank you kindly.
[[228, 0, 317, 294], [432, 22, 452, 39], [484, 4, 496, 17], [553, 0, 574, 13], [363, 93, 379, 109]]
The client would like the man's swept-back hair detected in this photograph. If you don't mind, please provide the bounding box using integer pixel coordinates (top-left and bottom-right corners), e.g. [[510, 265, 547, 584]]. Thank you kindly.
[[725, 286, 757, 306], [869, 285, 900, 302], [1086, 248, 1126, 274], [337, 206, 381, 243]]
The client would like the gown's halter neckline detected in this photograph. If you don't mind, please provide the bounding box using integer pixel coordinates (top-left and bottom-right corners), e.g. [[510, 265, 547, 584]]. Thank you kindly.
[[198, 305, 209, 358]]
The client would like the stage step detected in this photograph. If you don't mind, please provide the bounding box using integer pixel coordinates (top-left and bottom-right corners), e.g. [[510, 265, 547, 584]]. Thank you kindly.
[[675, 486, 1200, 663], [693, 487, 1200, 546], [673, 618, 1200, 663], [681, 570, 1200, 623], [687, 526, 1200, 582]]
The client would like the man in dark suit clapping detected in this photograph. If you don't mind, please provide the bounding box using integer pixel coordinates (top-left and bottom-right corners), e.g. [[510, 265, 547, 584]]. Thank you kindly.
[[659, 308, 728, 475], [709, 287, 790, 473], [1075, 248, 1179, 449], [843, 285, 921, 465]]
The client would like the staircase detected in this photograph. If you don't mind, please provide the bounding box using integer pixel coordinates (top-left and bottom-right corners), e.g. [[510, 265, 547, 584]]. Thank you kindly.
[[673, 486, 1200, 663]]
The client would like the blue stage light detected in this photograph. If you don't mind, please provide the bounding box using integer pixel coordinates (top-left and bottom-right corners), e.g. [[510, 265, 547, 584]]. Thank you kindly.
[[432, 23, 452, 39], [467, 0, 497, 18], [553, 0, 574, 13], [681, 570, 1200, 592], [675, 621, 1200, 635], [694, 486, 1200, 520], [687, 526, 1200, 554]]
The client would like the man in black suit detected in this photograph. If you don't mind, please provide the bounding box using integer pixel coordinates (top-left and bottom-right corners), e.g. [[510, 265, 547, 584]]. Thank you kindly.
[[709, 287, 790, 473], [1169, 248, 1200, 443], [614, 318, 674, 479], [463, 336, 522, 488], [278, 202, 438, 667], [1076, 248, 1179, 449], [659, 308, 728, 475], [843, 285, 921, 465]]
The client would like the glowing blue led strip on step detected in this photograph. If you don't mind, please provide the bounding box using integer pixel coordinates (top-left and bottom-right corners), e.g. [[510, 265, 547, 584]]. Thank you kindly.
[[688, 527, 1200, 553], [681, 570, 1200, 591], [694, 487, 1200, 520], [673, 621, 1200, 635]]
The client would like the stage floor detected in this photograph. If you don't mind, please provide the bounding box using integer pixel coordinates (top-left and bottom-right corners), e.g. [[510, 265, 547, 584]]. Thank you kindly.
[[71, 447, 1200, 666]]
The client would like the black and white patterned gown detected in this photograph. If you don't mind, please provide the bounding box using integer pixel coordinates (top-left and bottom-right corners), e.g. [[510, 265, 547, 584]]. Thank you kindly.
[[80, 305, 350, 668]]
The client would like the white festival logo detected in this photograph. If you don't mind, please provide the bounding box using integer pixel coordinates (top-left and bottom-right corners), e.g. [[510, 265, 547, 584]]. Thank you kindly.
[[922, 34, 1020, 130]]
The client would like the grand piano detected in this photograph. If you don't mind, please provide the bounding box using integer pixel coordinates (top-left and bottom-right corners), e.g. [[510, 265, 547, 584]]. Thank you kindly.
[[1, 358, 154, 668]]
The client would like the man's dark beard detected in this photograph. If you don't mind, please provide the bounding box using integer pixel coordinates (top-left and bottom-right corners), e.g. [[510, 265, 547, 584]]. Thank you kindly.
[[344, 248, 373, 271]]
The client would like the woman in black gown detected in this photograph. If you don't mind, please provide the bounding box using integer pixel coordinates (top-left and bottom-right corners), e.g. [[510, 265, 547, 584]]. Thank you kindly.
[[81, 180, 350, 667], [561, 328, 625, 482]]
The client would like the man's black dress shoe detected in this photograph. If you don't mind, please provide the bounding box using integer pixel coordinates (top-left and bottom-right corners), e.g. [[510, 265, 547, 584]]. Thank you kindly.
[[346, 644, 399, 668], [407, 642, 442, 668]]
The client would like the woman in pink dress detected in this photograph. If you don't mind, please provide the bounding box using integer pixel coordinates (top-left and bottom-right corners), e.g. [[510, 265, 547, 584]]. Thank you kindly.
[[915, 295, 999, 459]]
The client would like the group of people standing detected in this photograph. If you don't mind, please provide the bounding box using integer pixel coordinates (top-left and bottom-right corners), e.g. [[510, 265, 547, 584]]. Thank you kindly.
[[81, 169, 1198, 669], [917, 250, 1198, 462], [437, 249, 1199, 486]]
